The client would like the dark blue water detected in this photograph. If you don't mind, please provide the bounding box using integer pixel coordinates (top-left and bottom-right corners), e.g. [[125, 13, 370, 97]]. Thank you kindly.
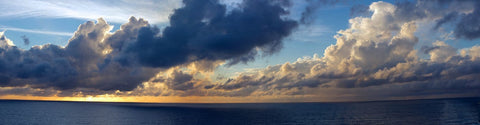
[[0, 97, 479, 125]]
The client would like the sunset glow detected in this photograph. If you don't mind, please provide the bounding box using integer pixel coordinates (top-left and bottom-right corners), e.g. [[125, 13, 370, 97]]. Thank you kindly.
[[0, 0, 479, 103]]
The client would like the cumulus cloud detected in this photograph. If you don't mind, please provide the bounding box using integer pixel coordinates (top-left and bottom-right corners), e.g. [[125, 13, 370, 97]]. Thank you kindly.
[[0, 0, 299, 96], [1, 0, 480, 101], [203, 1, 480, 99], [0, 18, 159, 92], [127, 0, 298, 68], [0, 31, 14, 47], [422, 41, 457, 62]]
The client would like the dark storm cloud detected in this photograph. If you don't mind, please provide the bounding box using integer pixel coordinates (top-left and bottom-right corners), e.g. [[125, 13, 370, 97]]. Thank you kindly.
[[129, 0, 298, 68], [393, 0, 480, 40], [433, 12, 458, 30], [0, 0, 300, 96], [454, 2, 480, 40]]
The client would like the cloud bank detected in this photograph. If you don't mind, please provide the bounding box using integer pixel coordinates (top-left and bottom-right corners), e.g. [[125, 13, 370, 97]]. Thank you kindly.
[[0, 0, 298, 96], [0, 0, 479, 102], [201, 1, 480, 100]]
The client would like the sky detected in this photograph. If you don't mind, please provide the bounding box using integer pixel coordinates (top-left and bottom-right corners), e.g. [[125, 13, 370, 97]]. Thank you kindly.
[[0, 0, 479, 103]]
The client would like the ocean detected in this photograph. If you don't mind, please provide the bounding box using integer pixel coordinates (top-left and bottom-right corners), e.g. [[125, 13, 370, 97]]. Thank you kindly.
[[0, 97, 479, 125]]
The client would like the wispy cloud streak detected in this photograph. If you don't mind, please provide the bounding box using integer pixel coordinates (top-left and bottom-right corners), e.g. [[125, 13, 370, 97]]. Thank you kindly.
[[0, 0, 181, 24], [0, 26, 73, 36]]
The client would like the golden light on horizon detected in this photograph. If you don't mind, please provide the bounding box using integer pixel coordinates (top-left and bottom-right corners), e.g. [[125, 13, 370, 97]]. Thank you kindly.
[[0, 94, 329, 103]]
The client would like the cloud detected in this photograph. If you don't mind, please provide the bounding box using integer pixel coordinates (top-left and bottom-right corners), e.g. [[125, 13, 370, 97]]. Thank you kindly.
[[392, 0, 480, 40], [0, 26, 74, 36], [433, 12, 458, 30], [0, 31, 14, 47], [202, 1, 480, 99], [461, 46, 480, 59], [163, 70, 196, 91], [0, 0, 181, 24], [423, 41, 457, 62], [290, 24, 331, 42], [0, 87, 59, 97], [0, 0, 300, 96], [299, 0, 343, 24], [21, 35, 29, 45], [1, 0, 480, 101], [127, 0, 298, 67], [454, 1, 480, 39], [0, 18, 159, 92]]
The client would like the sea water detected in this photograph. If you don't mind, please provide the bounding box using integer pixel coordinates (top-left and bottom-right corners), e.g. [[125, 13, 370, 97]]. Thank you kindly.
[[0, 97, 479, 125]]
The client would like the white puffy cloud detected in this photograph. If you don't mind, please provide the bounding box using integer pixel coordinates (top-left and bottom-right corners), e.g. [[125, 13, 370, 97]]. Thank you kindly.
[[0, 31, 14, 47], [427, 41, 458, 62], [203, 1, 480, 99]]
